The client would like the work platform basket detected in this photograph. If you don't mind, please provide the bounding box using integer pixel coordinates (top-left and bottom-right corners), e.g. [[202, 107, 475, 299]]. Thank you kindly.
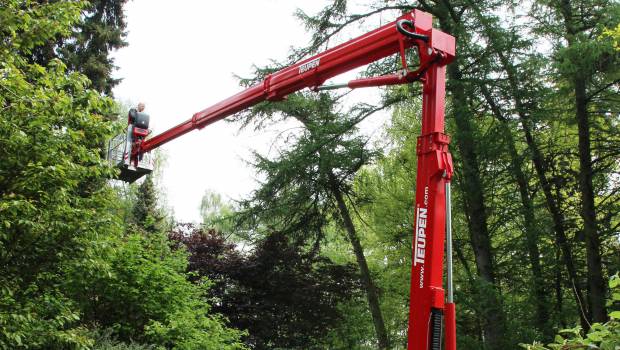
[[107, 133, 154, 183]]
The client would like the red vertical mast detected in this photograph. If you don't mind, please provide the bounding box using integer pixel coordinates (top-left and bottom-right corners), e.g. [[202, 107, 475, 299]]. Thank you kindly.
[[406, 18, 456, 350]]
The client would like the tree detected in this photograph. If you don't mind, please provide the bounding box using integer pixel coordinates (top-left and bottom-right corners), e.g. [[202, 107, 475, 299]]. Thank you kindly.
[[70, 229, 246, 349], [233, 91, 392, 349], [31, 0, 129, 95], [532, 0, 619, 323], [200, 190, 235, 233], [132, 174, 166, 233], [170, 224, 362, 349], [0, 2, 119, 347]]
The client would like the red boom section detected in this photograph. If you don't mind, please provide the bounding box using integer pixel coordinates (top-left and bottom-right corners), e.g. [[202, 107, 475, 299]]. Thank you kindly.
[[141, 10, 422, 153], [408, 62, 454, 349]]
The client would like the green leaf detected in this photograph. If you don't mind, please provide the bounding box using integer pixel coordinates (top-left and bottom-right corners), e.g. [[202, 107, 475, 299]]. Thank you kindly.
[[610, 275, 620, 289]]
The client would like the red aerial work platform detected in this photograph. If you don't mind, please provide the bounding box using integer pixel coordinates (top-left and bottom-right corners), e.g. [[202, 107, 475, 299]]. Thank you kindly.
[[108, 9, 456, 350]]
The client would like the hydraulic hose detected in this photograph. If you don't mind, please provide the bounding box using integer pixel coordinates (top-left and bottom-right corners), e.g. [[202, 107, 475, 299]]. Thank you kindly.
[[396, 19, 429, 42]]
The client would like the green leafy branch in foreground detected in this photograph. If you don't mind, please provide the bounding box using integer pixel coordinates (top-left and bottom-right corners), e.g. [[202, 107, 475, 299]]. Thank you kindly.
[[522, 273, 620, 349]]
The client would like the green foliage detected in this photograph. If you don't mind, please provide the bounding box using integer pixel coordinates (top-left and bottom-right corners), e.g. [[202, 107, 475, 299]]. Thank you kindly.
[[0, 286, 92, 349], [522, 274, 620, 349], [200, 190, 235, 233], [0, 2, 245, 349], [602, 23, 620, 50], [84, 232, 245, 349], [0, 2, 117, 348], [132, 175, 166, 233], [30, 0, 130, 95], [90, 328, 156, 350]]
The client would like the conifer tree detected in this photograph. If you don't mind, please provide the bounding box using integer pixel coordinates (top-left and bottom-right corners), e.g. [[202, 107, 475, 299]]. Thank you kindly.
[[31, 0, 129, 95], [234, 92, 391, 349], [132, 175, 165, 233], [532, 0, 620, 324]]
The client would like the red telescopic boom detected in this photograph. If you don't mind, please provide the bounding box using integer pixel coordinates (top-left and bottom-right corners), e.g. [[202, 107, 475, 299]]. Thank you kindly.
[[138, 10, 453, 154], [127, 9, 455, 350]]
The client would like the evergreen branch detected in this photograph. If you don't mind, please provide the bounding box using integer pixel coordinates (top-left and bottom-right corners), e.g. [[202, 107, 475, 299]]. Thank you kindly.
[[297, 6, 415, 60], [586, 78, 620, 102]]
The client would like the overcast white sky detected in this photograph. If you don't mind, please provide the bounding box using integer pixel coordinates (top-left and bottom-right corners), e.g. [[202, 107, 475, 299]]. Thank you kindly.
[[112, 0, 390, 222]]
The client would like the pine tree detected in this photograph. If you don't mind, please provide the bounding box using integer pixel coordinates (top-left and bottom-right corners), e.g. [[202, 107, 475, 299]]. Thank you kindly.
[[31, 0, 129, 95], [132, 175, 165, 234], [235, 92, 391, 349]]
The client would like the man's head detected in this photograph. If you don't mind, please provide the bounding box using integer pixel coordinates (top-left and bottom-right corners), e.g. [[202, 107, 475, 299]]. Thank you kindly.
[[137, 102, 145, 112]]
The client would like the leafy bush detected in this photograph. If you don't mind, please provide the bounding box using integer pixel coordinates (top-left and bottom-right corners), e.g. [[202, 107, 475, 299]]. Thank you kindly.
[[59, 228, 245, 349], [91, 328, 156, 350], [521, 274, 620, 349], [170, 225, 362, 349]]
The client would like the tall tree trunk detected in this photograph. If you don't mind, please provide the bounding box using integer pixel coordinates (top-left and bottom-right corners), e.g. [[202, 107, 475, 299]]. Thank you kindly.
[[328, 173, 390, 349], [446, 60, 507, 349], [481, 87, 551, 338], [574, 76, 607, 322], [422, 3, 509, 345], [557, 0, 608, 323], [555, 249, 566, 329], [519, 108, 591, 328]]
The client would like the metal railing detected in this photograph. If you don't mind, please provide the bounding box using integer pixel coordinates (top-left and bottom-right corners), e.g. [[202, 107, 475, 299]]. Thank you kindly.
[[106, 131, 154, 182]]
